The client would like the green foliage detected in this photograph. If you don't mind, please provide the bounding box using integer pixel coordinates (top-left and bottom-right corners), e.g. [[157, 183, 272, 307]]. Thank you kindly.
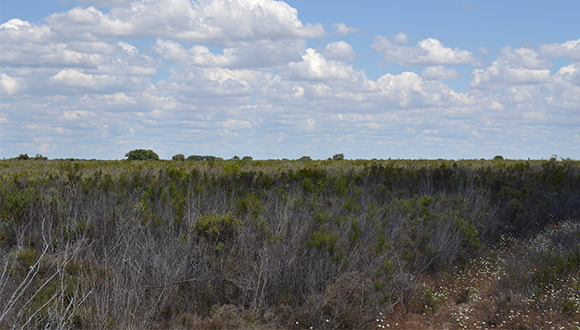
[[17, 247, 38, 267], [348, 219, 361, 243], [1, 188, 38, 220], [172, 154, 185, 161], [302, 177, 315, 193], [125, 149, 159, 160], [186, 155, 219, 161], [194, 212, 241, 246], [332, 153, 345, 160], [453, 216, 482, 250], [236, 193, 264, 219], [494, 155, 504, 160], [17, 153, 30, 160]]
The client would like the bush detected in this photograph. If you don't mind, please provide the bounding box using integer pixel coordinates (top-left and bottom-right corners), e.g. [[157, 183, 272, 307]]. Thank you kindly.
[[125, 149, 159, 160], [186, 155, 218, 161], [172, 154, 185, 161]]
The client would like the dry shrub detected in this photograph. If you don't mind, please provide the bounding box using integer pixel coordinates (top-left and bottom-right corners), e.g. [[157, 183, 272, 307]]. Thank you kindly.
[[323, 271, 375, 329]]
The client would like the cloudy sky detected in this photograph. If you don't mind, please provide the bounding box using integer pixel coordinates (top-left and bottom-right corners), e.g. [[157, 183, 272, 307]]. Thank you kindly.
[[1, 0, 579, 160]]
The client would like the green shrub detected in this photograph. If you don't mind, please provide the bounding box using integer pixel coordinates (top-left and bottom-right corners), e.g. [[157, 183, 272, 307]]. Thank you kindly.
[[125, 149, 159, 160], [172, 154, 185, 161], [194, 212, 241, 246]]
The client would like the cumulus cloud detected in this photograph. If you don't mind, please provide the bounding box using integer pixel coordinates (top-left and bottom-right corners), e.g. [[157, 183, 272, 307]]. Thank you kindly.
[[540, 38, 580, 61], [331, 23, 364, 36], [0, 18, 31, 30], [3, 0, 579, 160], [421, 66, 461, 80], [323, 41, 357, 61], [470, 47, 551, 89], [288, 48, 364, 82], [156, 66, 263, 102], [545, 64, 580, 109], [153, 39, 236, 67], [498, 46, 551, 69], [376, 71, 474, 108], [45, 0, 325, 44], [0, 73, 19, 95], [371, 33, 478, 66], [153, 38, 307, 69]]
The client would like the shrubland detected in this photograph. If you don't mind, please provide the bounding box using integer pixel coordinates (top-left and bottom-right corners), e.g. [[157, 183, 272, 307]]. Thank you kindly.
[[0, 157, 579, 329]]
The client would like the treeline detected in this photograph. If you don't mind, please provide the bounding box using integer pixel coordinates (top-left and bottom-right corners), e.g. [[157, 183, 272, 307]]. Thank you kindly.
[[0, 158, 579, 329]]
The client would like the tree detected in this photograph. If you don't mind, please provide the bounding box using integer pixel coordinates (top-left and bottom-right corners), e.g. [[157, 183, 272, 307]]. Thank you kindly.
[[172, 154, 185, 161], [17, 153, 29, 160], [493, 155, 504, 161], [125, 149, 159, 160], [332, 153, 345, 160]]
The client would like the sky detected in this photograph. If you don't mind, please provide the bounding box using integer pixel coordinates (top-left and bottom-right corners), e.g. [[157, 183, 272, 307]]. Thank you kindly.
[[1, 0, 579, 160]]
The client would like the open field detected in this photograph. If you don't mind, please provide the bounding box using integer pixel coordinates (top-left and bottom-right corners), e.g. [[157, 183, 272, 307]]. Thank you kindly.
[[1, 158, 579, 329]]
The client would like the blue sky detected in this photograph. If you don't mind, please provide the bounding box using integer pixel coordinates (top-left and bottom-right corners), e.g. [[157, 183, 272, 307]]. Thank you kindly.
[[1, 0, 579, 160]]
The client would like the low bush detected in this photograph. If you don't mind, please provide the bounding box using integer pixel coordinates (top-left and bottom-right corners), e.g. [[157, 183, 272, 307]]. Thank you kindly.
[[0, 158, 578, 329]]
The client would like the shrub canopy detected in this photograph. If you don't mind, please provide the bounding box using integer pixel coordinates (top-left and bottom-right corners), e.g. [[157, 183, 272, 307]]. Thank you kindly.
[[125, 149, 159, 160]]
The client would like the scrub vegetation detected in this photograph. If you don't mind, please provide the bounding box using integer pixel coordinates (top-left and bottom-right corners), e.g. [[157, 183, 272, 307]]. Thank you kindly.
[[0, 156, 579, 329]]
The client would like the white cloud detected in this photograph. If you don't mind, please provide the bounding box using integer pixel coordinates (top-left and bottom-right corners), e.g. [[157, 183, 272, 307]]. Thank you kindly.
[[469, 47, 551, 89], [99, 92, 137, 105], [331, 23, 364, 36], [153, 39, 236, 67], [223, 118, 251, 130], [153, 38, 306, 69], [45, 0, 325, 44], [545, 63, 580, 109], [421, 66, 461, 80], [156, 66, 264, 103], [0, 73, 19, 95], [0, 18, 55, 44], [2, 1, 579, 160], [323, 41, 357, 61], [288, 48, 360, 81], [61, 110, 97, 121], [540, 38, 580, 61], [498, 46, 551, 69], [376, 71, 474, 108], [371, 33, 478, 66], [0, 18, 31, 30], [50, 69, 107, 87]]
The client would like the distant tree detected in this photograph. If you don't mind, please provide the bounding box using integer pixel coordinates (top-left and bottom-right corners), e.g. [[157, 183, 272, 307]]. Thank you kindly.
[[172, 154, 185, 161], [494, 155, 504, 161], [33, 154, 47, 160], [298, 156, 312, 161], [242, 156, 253, 161], [125, 149, 159, 160], [187, 155, 204, 161], [17, 153, 29, 160], [232, 156, 240, 161], [186, 155, 219, 161], [332, 153, 345, 160]]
